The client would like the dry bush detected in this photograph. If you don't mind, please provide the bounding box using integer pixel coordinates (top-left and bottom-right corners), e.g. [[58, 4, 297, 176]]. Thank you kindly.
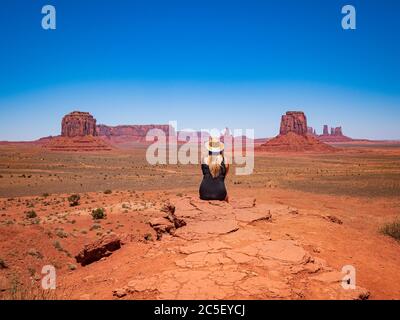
[[381, 218, 400, 241]]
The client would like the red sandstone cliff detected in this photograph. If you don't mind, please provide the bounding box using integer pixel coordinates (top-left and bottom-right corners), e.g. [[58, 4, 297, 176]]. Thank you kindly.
[[97, 124, 173, 143]]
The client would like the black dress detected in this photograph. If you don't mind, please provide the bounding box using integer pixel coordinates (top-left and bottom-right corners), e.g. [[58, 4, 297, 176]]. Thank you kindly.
[[199, 159, 227, 201]]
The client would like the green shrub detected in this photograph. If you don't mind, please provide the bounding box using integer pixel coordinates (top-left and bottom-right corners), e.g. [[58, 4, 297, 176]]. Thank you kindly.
[[68, 194, 80, 207], [68, 264, 77, 271], [91, 208, 106, 220], [381, 219, 400, 241], [25, 210, 37, 219]]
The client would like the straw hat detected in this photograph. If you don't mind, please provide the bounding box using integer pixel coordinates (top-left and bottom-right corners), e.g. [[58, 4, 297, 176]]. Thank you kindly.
[[205, 137, 224, 153]]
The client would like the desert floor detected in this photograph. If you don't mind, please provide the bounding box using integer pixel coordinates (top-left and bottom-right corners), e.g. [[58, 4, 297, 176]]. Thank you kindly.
[[0, 143, 399, 299]]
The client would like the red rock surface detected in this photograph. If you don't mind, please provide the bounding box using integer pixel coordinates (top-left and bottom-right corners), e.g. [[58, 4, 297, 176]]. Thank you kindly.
[[62, 111, 97, 137]]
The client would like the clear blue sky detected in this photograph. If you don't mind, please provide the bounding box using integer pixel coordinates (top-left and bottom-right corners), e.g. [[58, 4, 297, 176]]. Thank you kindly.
[[0, 0, 399, 140]]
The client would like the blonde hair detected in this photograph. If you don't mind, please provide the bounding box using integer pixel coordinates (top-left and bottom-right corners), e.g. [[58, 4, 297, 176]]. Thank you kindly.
[[207, 154, 223, 178]]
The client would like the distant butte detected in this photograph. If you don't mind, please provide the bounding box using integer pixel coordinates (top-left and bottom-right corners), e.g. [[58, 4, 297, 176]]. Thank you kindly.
[[43, 111, 172, 151], [258, 111, 335, 152], [307, 124, 353, 142], [43, 111, 111, 152]]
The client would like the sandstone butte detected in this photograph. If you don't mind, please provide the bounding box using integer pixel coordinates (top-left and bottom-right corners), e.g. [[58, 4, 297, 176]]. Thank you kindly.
[[308, 124, 353, 143], [43, 111, 173, 151], [258, 111, 336, 152], [43, 111, 112, 152]]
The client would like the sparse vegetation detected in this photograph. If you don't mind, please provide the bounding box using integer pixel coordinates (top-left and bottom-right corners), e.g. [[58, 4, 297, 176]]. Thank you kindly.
[[3, 276, 65, 300], [25, 210, 37, 219], [53, 240, 63, 251], [68, 194, 80, 207], [91, 208, 106, 220], [28, 249, 43, 259], [104, 189, 112, 194], [381, 219, 400, 241], [55, 228, 68, 238], [68, 264, 77, 271]]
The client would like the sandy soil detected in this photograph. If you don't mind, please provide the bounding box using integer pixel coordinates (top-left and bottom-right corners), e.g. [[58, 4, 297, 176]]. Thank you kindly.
[[0, 144, 399, 300]]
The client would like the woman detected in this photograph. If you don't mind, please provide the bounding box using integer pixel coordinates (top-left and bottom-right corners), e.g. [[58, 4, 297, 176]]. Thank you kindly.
[[199, 137, 229, 201]]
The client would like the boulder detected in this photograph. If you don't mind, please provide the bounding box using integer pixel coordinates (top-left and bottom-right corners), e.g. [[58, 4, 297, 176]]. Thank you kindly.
[[75, 234, 122, 266]]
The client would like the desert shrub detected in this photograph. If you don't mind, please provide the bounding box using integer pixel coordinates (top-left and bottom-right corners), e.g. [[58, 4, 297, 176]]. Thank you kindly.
[[53, 240, 63, 251], [25, 210, 37, 219], [42, 193, 50, 198], [68, 194, 80, 207], [3, 276, 65, 300], [55, 229, 68, 238], [0, 258, 7, 269], [91, 208, 106, 220], [27, 249, 43, 259], [68, 264, 77, 271], [381, 219, 400, 241], [104, 189, 112, 194]]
